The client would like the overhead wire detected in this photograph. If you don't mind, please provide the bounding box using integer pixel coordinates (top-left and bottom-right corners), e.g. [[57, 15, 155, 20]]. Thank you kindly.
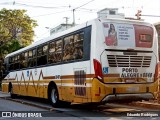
[[0, 1, 98, 18], [31, 10, 71, 18], [14, 2, 71, 9], [73, 0, 95, 10], [0, 2, 12, 5], [31, 8, 98, 18], [0, 1, 71, 9]]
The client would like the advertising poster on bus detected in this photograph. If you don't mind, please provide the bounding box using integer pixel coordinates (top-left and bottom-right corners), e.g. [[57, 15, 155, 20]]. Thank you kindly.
[[103, 23, 135, 47]]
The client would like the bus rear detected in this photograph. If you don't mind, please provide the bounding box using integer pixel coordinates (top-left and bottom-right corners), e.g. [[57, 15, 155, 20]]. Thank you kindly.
[[91, 19, 159, 102]]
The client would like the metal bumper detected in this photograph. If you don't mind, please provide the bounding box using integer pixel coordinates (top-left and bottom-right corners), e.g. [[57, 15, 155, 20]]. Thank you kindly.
[[102, 93, 154, 102]]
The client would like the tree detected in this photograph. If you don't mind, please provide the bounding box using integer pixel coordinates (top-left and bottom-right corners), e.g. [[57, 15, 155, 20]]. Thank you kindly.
[[0, 8, 38, 47], [0, 8, 38, 80]]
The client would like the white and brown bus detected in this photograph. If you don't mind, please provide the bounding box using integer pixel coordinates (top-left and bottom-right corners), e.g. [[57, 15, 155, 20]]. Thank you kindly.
[[2, 17, 159, 107]]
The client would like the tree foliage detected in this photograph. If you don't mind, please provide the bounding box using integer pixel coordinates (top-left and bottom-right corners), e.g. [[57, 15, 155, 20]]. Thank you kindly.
[[0, 8, 38, 47], [0, 8, 38, 79]]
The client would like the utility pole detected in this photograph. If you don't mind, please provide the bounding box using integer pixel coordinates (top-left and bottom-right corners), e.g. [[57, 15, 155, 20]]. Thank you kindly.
[[72, 0, 95, 26], [63, 17, 69, 29], [72, 9, 75, 26]]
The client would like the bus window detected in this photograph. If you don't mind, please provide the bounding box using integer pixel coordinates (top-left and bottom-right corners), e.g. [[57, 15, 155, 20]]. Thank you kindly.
[[33, 49, 36, 57], [43, 45, 48, 54], [28, 50, 33, 67], [63, 35, 74, 61], [9, 57, 13, 64], [9, 57, 14, 71], [56, 40, 62, 52], [21, 53, 25, 60], [37, 44, 48, 66], [48, 41, 56, 64], [28, 50, 33, 58], [12, 56, 16, 70], [25, 52, 28, 58], [14, 55, 20, 70], [37, 46, 42, 56], [49, 42, 56, 53], [73, 33, 84, 60], [20, 52, 27, 69], [55, 40, 62, 62], [32, 49, 37, 67]]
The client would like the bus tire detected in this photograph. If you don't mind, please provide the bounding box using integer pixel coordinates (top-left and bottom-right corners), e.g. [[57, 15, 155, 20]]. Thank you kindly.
[[49, 86, 60, 107], [10, 87, 17, 99]]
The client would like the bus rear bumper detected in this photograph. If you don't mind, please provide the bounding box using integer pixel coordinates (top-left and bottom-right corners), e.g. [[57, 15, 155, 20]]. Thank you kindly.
[[102, 93, 154, 102]]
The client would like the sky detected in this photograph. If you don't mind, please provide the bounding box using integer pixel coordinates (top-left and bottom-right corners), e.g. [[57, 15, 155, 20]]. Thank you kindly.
[[0, 0, 160, 42]]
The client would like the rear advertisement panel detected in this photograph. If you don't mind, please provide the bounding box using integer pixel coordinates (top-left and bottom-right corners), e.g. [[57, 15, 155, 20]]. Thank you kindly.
[[103, 22, 153, 48]]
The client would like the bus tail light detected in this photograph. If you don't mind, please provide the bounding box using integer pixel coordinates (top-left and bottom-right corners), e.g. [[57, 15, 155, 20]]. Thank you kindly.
[[154, 62, 160, 81], [93, 59, 103, 82]]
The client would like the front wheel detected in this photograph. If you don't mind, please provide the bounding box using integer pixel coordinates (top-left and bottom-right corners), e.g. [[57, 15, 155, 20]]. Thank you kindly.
[[49, 86, 60, 107], [10, 87, 17, 98]]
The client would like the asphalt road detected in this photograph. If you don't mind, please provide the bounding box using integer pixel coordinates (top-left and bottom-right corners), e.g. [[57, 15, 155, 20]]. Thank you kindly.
[[0, 91, 107, 120], [0, 91, 159, 120]]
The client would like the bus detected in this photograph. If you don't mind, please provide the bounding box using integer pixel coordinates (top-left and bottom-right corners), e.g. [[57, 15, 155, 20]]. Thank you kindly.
[[1, 18, 159, 107]]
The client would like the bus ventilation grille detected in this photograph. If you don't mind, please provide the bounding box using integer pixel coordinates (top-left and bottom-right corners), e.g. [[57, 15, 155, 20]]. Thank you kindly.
[[74, 70, 86, 96], [107, 55, 151, 67]]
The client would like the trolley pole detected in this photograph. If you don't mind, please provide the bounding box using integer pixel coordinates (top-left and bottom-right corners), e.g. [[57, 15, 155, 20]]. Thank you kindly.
[[64, 17, 69, 29]]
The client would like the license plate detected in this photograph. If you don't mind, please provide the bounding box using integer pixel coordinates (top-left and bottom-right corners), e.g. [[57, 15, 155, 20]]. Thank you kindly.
[[127, 87, 139, 92], [126, 79, 136, 83]]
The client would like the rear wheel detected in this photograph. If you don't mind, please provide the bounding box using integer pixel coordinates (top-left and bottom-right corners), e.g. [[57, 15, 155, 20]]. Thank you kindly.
[[49, 86, 60, 107]]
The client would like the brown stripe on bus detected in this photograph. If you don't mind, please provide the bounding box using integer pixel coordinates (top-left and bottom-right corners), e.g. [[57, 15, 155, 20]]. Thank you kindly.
[[86, 74, 95, 78], [5, 78, 15, 80], [103, 74, 120, 77], [62, 74, 94, 79], [43, 76, 55, 79]]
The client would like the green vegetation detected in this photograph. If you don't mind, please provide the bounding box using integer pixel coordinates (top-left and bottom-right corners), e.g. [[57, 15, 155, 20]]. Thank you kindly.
[[0, 8, 38, 81]]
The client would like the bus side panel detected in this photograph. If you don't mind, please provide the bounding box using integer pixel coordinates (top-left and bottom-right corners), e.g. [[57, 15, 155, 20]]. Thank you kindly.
[[2, 83, 9, 93], [57, 86, 63, 101], [43, 85, 48, 99], [91, 78, 106, 102], [20, 85, 27, 96], [61, 83, 74, 102], [12, 84, 20, 95], [27, 85, 37, 97], [149, 80, 158, 98], [38, 85, 45, 98]]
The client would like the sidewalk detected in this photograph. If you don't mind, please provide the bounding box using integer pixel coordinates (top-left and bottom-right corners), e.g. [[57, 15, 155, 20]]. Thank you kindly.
[[0, 91, 10, 97]]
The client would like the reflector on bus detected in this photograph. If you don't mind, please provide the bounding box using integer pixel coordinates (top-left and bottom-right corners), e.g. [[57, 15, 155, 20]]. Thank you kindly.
[[93, 59, 103, 82]]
